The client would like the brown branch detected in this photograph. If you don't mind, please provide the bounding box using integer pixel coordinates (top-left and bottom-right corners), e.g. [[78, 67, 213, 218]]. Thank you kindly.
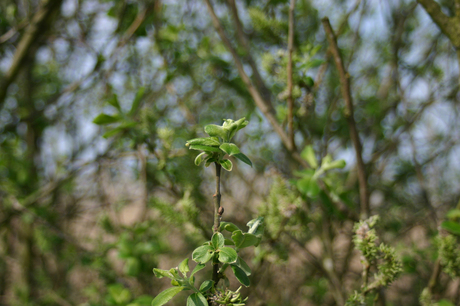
[[0, 0, 63, 106], [137, 145, 149, 222], [212, 162, 222, 284], [417, 0, 460, 47], [203, 0, 303, 159], [225, 0, 270, 100], [287, 0, 296, 151], [321, 17, 369, 219]]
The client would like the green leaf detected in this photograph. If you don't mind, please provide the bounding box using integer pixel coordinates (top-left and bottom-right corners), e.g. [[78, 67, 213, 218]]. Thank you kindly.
[[153, 268, 174, 279], [220, 159, 233, 171], [220, 222, 241, 232], [233, 153, 253, 167], [187, 137, 221, 147], [194, 152, 206, 166], [192, 245, 214, 263], [151, 287, 185, 306], [301, 145, 318, 168], [218, 247, 238, 263], [247, 217, 264, 237], [205, 157, 217, 167], [93, 113, 121, 125], [179, 258, 189, 276], [188, 144, 221, 153], [235, 257, 251, 276], [211, 232, 225, 249], [441, 221, 460, 236], [107, 94, 121, 112], [322, 159, 346, 171], [223, 118, 248, 140], [446, 209, 460, 220], [230, 265, 250, 287], [102, 127, 124, 138], [219, 143, 241, 156], [190, 263, 205, 278], [204, 124, 228, 140], [232, 230, 259, 249], [296, 176, 320, 198], [186, 292, 208, 306], [224, 238, 235, 245], [199, 280, 214, 293], [129, 86, 145, 116]]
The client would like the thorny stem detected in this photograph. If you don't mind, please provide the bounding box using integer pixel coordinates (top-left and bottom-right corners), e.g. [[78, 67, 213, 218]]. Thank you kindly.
[[212, 162, 222, 284]]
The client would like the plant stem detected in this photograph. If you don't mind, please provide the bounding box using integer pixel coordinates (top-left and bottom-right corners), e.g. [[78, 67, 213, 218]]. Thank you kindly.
[[287, 0, 296, 151], [212, 162, 222, 284]]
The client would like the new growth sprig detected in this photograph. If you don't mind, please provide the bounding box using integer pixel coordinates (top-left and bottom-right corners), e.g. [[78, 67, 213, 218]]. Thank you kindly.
[[152, 118, 264, 306], [186, 117, 253, 171]]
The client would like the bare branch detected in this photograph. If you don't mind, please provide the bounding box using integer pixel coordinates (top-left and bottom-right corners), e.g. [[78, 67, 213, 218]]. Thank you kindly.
[[225, 0, 270, 100], [321, 17, 369, 219], [287, 0, 296, 151]]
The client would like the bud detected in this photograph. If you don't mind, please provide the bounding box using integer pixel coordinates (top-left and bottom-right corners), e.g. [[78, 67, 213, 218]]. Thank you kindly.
[[218, 206, 224, 216]]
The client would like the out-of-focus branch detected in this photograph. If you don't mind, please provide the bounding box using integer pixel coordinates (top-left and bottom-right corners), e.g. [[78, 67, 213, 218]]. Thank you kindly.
[[225, 0, 270, 100], [0, 0, 63, 106], [417, 0, 460, 47], [321, 17, 369, 219], [287, 0, 296, 151], [456, 0, 460, 20], [204, 0, 305, 162], [0, 19, 29, 44]]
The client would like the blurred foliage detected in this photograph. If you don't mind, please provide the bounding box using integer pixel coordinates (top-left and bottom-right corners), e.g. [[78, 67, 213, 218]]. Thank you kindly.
[[0, 0, 460, 305]]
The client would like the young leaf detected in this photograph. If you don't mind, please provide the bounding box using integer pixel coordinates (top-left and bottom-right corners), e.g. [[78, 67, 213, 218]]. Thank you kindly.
[[107, 94, 121, 112], [179, 258, 190, 276], [153, 268, 174, 279], [235, 257, 252, 276], [192, 245, 214, 264], [233, 153, 253, 167], [218, 247, 238, 263], [441, 221, 460, 236], [194, 152, 206, 166], [247, 217, 264, 236], [224, 238, 235, 245], [190, 263, 205, 278], [93, 113, 121, 125], [301, 145, 318, 169], [187, 137, 220, 147], [220, 159, 233, 171], [219, 143, 241, 156], [220, 222, 241, 232], [128, 86, 145, 116], [230, 265, 250, 287], [188, 144, 221, 153], [186, 292, 208, 306], [151, 286, 186, 306], [322, 159, 346, 171], [199, 280, 214, 293], [211, 232, 225, 250], [232, 232, 259, 249], [204, 124, 228, 140]]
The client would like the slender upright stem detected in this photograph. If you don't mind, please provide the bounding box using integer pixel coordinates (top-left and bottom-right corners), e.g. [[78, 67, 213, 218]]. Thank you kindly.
[[212, 162, 222, 284], [322, 17, 369, 219], [213, 162, 222, 233], [287, 0, 296, 151]]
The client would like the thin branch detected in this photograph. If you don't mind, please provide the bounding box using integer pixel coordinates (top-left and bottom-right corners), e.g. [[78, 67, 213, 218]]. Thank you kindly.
[[225, 0, 270, 100], [0, 0, 63, 106], [137, 145, 149, 222], [287, 0, 296, 151], [203, 0, 302, 158], [0, 19, 29, 44], [456, 0, 460, 20], [321, 17, 369, 219], [212, 162, 222, 284]]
